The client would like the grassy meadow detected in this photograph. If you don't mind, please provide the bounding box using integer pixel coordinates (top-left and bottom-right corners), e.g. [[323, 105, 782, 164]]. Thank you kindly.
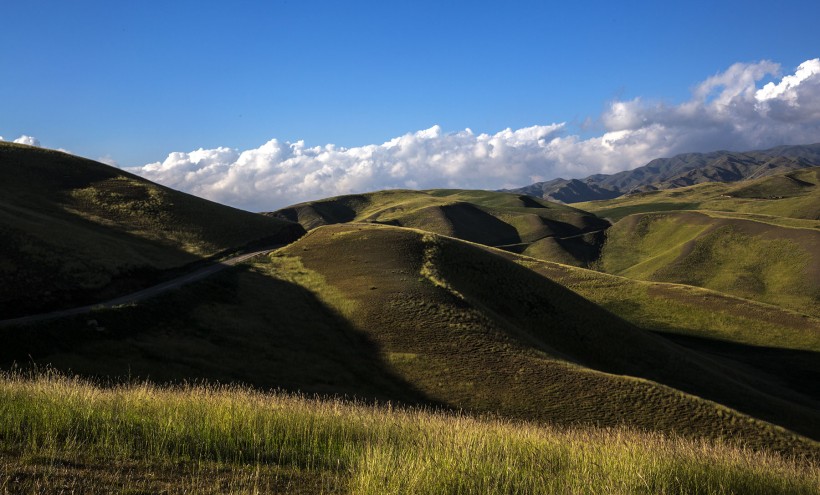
[[509, 255, 820, 352], [1, 372, 817, 494], [3, 148, 820, 493]]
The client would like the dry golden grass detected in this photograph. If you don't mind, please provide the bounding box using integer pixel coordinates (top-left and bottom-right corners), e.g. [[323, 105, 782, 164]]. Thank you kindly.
[[1, 372, 817, 494]]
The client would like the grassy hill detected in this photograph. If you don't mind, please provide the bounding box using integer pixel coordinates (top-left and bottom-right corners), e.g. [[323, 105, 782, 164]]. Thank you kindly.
[[567, 168, 820, 316], [1, 373, 816, 494], [0, 142, 304, 318], [4, 223, 818, 458], [594, 211, 819, 316], [492, 251, 820, 404], [270, 189, 610, 266]]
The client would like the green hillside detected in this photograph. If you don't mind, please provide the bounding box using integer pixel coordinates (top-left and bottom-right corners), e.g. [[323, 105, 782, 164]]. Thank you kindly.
[[594, 210, 819, 316], [0, 142, 304, 318], [493, 252, 820, 404], [269, 189, 609, 266], [507, 256, 820, 352], [4, 223, 818, 457]]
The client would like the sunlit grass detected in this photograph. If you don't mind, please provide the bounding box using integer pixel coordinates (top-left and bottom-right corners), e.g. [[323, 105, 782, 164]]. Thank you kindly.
[[1, 372, 817, 494]]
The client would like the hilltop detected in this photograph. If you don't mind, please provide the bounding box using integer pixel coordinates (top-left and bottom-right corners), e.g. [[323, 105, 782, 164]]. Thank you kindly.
[[0, 142, 304, 318], [575, 166, 820, 222], [509, 143, 820, 203]]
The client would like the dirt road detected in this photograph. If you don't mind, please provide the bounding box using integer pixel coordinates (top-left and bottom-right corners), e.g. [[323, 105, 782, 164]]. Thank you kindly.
[[0, 249, 273, 328]]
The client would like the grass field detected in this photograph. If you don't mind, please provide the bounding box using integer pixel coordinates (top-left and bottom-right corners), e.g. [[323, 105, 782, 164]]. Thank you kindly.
[[1, 372, 817, 494], [270, 188, 609, 266], [493, 251, 820, 405], [0, 142, 303, 318]]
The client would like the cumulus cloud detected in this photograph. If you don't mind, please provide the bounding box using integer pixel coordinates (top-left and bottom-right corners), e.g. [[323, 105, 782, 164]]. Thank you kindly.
[[127, 58, 820, 211], [12, 135, 41, 147]]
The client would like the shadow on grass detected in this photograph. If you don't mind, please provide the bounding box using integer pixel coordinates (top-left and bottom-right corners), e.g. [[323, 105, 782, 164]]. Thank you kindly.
[[0, 265, 433, 406], [0, 203, 301, 320], [659, 332, 820, 404]]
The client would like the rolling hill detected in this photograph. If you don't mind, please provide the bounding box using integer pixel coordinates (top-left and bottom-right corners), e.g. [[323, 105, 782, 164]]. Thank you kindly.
[[509, 143, 820, 203], [269, 189, 610, 266], [3, 223, 818, 458], [0, 142, 304, 318], [569, 168, 820, 317], [594, 210, 819, 316]]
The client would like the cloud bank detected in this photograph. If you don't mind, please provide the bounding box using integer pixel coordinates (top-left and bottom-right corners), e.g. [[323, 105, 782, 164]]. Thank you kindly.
[[121, 58, 819, 210]]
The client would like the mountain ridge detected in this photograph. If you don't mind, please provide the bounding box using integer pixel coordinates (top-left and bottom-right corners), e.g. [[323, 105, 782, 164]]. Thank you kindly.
[[508, 143, 820, 203]]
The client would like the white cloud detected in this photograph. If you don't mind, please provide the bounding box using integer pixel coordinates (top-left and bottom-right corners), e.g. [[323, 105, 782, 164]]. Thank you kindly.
[[12, 135, 40, 147], [97, 155, 118, 166], [126, 58, 820, 211]]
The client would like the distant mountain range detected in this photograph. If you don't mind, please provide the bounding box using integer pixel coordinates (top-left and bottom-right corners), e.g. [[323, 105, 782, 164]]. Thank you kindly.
[[507, 143, 820, 203]]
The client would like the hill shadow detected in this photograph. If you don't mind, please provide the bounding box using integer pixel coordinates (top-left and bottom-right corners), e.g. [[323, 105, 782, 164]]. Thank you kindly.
[[659, 332, 820, 405], [0, 202, 301, 320], [0, 265, 433, 406], [442, 202, 521, 245]]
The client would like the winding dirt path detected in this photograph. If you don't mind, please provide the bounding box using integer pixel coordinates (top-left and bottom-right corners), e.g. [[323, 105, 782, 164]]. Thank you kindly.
[[0, 249, 273, 328]]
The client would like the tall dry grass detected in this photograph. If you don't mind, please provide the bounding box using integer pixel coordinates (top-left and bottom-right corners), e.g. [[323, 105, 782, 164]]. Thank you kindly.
[[1, 371, 817, 494]]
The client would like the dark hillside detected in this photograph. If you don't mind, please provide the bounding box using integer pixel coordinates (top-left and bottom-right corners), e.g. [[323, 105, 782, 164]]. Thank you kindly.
[[0, 143, 303, 318]]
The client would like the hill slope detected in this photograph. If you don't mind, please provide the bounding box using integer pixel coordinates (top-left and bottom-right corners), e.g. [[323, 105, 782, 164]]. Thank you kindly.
[[269, 189, 609, 266], [0, 142, 304, 318], [4, 223, 817, 457], [510, 143, 820, 203], [594, 211, 819, 316]]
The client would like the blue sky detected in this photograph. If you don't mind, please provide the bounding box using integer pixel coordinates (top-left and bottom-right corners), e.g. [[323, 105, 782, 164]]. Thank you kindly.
[[3, 1, 820, 209]]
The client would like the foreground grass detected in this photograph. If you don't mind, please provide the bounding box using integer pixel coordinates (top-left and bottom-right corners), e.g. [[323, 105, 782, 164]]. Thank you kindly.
[[1, 373, 817, 494]]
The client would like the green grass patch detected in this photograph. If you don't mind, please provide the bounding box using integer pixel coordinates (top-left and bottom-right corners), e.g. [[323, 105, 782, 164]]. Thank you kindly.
[[512, 257, 820, 352], [576, 167, 820, 223]]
